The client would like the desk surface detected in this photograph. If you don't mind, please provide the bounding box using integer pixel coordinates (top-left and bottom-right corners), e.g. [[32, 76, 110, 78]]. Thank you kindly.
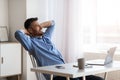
[[31, 60, 120, 78]]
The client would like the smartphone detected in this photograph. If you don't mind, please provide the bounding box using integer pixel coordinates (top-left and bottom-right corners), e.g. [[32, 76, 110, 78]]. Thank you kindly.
[[55, 66, 65, 69]]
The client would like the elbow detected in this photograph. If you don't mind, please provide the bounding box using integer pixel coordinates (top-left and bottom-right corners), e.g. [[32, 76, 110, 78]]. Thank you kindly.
[[14, 30, 19, 40], [51, 20, 55, 26], [14, 30, 23, 41]]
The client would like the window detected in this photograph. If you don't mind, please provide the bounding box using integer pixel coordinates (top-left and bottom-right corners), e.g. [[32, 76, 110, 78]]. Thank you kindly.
[[82, 0, 120, 52]]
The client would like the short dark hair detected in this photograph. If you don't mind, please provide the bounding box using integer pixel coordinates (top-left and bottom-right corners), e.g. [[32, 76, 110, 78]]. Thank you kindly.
[[24, 17, 38, 29]]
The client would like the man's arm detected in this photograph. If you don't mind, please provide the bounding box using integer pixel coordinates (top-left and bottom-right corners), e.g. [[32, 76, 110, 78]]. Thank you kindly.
[[15, 29, 32, 51], [42, 20, 55, 39], [40, 20, 53, 28]]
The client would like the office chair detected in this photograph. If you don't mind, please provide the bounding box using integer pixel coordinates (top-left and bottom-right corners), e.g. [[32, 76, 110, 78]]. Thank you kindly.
[[29, 53, 46, 80]]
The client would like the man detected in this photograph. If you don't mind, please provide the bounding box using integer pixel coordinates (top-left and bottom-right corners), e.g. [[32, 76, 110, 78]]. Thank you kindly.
[[15, 17, 104, 80]]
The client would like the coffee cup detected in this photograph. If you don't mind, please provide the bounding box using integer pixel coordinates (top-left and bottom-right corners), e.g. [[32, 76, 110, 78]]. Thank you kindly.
[[78, 58, 85, 70]]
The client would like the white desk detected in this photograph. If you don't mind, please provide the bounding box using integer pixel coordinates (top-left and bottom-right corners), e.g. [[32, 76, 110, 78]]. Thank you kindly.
[[31, 60, 120, 80]]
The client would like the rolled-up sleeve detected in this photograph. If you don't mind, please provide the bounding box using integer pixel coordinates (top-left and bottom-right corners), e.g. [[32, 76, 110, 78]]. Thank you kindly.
[[43, 20, 55, 39], [15, 30, 32, 51]]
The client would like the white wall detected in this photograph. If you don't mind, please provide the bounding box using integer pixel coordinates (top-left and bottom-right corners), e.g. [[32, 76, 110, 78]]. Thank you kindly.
[[8, 0, 26, 41], [0, 0, 8, 27], [26, 0, 48, 21]]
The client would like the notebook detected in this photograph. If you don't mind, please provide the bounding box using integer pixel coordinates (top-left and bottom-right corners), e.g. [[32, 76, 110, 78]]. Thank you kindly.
[[86, 47, 116, 66]]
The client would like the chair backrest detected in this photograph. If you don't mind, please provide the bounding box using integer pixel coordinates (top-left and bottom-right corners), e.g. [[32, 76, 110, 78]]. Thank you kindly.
[[29, 53, 45, 80], [29, 53, 38, 67]]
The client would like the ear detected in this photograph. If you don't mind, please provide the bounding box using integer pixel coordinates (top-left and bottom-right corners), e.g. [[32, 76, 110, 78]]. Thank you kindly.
[[27, 28, 33, 35]]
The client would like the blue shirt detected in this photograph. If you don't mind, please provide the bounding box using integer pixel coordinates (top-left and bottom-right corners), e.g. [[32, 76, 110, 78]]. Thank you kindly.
[[15, 21, 65, 80]]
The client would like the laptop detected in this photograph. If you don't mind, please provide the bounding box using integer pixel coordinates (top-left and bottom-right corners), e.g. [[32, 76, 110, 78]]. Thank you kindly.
[[86, 47, 116, 66]]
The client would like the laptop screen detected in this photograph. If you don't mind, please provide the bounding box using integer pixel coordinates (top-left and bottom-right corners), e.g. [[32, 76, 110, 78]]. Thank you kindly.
[[104, 47, 116, 64]]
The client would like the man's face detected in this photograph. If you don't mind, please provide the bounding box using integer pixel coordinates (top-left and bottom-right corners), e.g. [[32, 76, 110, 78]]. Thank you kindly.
[[28, 21, 42, 36]]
